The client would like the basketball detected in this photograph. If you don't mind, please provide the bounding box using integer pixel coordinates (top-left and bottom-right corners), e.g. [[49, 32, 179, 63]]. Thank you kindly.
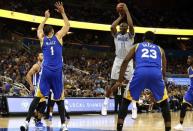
[[116, 3, 125, 14]]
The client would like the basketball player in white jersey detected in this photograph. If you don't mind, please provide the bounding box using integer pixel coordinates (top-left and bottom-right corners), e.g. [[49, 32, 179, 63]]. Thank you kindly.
[[101, 3, 137, 119], [26, 53, 46, 129]]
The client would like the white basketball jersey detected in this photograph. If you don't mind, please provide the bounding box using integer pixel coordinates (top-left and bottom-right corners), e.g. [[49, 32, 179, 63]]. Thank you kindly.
[[114, 33, 134, 59]]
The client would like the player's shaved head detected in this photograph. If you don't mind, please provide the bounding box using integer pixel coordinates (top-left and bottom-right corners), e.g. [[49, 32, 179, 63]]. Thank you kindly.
[[144, 31, 155, 42], [44, 25, 54, 36], [120, 22, 128, 34]]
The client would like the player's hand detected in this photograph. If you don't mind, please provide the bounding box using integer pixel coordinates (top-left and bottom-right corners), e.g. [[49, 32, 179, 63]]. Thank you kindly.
[[114, 81, 122, 87], [55, 1, 65, 14], [45, 10, 50, 18], [111, 81, 122, 93], [30, 86, 35, 94], [122, 3, 129, 13]]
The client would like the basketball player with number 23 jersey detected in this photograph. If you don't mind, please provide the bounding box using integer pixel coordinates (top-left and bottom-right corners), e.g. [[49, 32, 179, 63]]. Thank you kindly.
[[114, 31, 171, 131], [20, 1, 70, 131]]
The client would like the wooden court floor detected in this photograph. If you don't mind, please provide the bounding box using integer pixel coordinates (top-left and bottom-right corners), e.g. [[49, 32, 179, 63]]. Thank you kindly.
[[0, 112, 193, 131]]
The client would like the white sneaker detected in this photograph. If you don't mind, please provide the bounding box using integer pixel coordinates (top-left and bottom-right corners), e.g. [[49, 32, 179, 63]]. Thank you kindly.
[[174, 124, 183, 130], [101, 104, 108, 116], [20, 121, 29, 131], [131, 108, 137, 119], [61, 124, 68, 131]]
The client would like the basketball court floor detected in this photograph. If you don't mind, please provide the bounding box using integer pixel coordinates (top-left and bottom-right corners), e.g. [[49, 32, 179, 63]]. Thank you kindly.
[[0, 112, 193, 131]]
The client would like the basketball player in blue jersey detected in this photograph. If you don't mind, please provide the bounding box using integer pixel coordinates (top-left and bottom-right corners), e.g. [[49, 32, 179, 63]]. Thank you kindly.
[[174, 56, 193, 130], [114, 31, 171, 131], [26, 53, 46, 129], [20, 1, 70, 131]]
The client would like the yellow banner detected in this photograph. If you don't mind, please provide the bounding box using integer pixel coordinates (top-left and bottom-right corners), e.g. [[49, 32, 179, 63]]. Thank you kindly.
[[1, 9, 193, 36]]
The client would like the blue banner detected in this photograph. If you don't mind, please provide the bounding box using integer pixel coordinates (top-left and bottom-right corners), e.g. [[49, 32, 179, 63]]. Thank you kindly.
[[7, 97, 132, 113]]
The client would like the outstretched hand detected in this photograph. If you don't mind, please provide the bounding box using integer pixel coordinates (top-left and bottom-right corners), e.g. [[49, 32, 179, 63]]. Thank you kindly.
[[122, 3, 129, 13], [45, 10, 50, 18], [55, 1, 65, 14]]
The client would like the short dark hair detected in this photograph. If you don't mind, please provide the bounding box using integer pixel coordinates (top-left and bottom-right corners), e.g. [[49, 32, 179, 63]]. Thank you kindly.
[[43, 25, 53, 36], [143, 31, 155, 42]]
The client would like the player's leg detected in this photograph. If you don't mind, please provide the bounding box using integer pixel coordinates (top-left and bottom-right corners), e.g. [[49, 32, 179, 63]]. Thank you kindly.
[[20, 68, 50, 131], [117, 70, 145, 131], [102, 57, 120, 115], [33, 101, 42, 123], [179, 102, 191, 125], [35, 99, 47, 129], [117, 98, 131, 131], [150, 89, 171, 131], [64, 105, 70, 120], [174, 90, 193, 130], [117, 96, 122, 112], [131, 101, 137, 119], [48, 98, 55, 121], [114, 97, 119, 113], [158, 99, 171, 131], [101, 79, 116, 114], [174, 102, 190, 130], [124, 62, 137, 119], [56, 100, 66, 124], [26, 97, 41, 122], [20, 96, 41, 131], [44, 91, 52, 119], [149, 69, 171, 131], [51, 69, 67, 131], [64, 99, 70, 124]]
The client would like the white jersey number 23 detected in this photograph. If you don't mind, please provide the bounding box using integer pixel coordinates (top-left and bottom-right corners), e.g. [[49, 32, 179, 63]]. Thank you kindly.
[[141, 48, 157, 59]]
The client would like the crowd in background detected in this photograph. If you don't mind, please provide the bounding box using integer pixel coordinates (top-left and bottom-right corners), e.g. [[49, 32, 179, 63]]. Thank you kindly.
[[0, 48, 190, 112], [0, 0, 192, 112], [0, 49, 113, 97]]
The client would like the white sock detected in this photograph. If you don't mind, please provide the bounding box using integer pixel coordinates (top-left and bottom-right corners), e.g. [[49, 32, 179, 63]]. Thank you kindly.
[[132, 101, 137, 109], [24, 121, 29, 127], [104, 97, 109, 105]]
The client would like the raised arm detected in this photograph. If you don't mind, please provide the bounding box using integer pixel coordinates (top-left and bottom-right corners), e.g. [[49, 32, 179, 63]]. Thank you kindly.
[[111, 15, 123, 37], [37, 10, 50, 41], [55, 1, 70, 44], [26, 64, 40, 93], [123, 4, 134, 36]]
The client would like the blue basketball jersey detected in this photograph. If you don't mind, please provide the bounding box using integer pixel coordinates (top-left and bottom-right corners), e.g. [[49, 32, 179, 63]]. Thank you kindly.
[[42, 35, 63, 70], [188, 67, 193, 90], [135, 42, 162, 69]]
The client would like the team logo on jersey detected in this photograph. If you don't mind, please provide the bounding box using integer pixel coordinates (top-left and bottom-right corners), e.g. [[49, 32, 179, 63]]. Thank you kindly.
[[46, 41, 56, 46], [117, 36, 129, 41]]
